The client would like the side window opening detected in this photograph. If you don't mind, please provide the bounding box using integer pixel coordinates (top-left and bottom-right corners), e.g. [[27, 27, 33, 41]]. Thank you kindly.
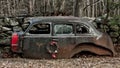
[[76, 24, 90, 34], [54, 24, 73, 35], [29, 23, 50, 34]]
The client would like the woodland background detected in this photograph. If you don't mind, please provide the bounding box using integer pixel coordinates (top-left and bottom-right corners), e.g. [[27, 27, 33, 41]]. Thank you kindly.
[[0, 0, 119, 17]]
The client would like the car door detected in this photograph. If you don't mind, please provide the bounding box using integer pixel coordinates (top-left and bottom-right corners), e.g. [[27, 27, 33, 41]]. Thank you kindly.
[[22, 22, 52, 58], [75, 23, 95, 44], [52, 23, 76, 58]]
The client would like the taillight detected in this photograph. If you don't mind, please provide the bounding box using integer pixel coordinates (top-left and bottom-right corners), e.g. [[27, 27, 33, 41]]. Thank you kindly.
[[11, 33, 19, 52]]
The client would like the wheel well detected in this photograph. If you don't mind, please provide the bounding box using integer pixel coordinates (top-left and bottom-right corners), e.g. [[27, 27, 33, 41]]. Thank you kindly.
[[72, 51, 98, 58], [71, 43, 114, 58]]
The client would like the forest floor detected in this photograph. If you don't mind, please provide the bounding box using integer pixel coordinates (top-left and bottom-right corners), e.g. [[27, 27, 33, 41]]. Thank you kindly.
[[0, 45, 120, 68], [0, 57, 120, 68]]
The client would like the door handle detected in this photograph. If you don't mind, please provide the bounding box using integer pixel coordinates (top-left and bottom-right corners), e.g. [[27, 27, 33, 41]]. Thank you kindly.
[[52, 38, 58, 42]]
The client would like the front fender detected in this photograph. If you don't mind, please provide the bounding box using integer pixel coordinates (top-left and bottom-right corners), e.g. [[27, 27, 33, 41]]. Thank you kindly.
[[70, 34, 116, 58], [94, 33, 116, 56]]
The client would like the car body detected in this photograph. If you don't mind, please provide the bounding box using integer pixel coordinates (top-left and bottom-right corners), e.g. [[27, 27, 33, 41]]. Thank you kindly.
[[11, 16, 115, 59]]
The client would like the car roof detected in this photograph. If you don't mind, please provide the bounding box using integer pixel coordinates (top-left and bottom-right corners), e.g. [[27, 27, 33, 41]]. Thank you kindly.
[[24, 16, 102, 35], [25, 16, 94, 24]]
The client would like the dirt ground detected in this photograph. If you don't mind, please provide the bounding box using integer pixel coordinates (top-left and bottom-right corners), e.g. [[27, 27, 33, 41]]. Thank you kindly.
[[0, 57, 120, 68], [0, 45, 120, 68]]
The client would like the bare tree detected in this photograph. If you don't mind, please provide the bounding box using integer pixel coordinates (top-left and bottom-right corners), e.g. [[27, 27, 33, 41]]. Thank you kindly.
[[0, 0, 119, 17]]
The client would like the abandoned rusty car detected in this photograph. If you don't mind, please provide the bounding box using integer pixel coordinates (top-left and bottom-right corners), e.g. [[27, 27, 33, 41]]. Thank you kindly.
[[11, 16, 115, 59]]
